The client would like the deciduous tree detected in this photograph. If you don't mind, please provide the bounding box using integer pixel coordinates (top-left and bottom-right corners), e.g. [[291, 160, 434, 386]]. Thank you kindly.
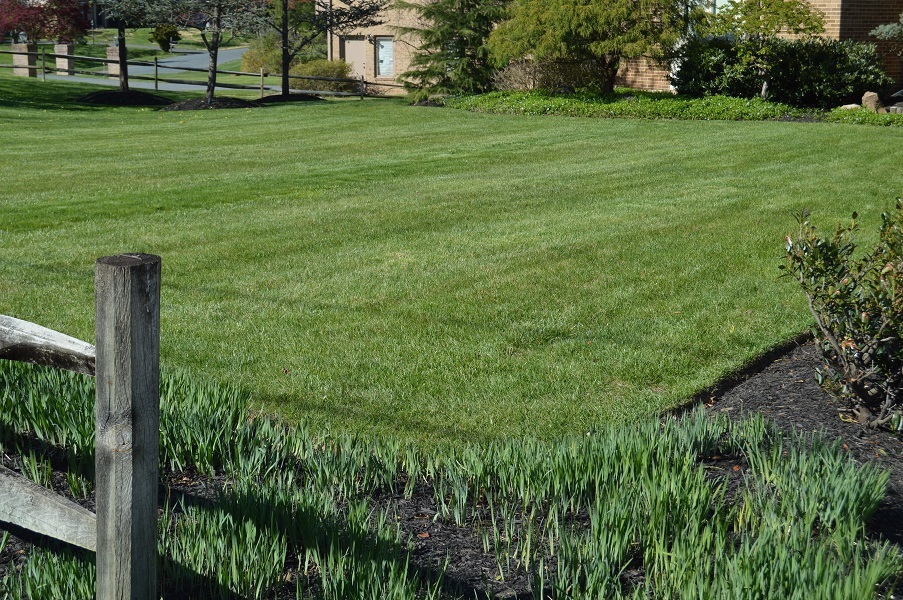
[[707, 0, 824, 98], [487, 0, 696, 93], [261, 0, 385, 97], [0, 0, 89, 43], [158, 0, 267, 104], [101, 0, 159, 92]]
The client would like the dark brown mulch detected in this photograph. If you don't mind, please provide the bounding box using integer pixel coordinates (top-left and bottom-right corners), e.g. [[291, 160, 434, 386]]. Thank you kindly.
[[76, 90, 174, 106], [256, 93, 325, 104], [3, 339, 903, 598], [704, 340, 903, 547], [160, 97, 261, 111]]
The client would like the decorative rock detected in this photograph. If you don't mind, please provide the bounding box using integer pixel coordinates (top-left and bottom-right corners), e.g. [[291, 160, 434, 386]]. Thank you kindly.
[[106, 46, 119, 78], [862, 92, 887, 114], [838, 104, 860, 110]]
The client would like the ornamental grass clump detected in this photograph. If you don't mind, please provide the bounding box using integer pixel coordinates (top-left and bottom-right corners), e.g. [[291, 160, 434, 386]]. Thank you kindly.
[[783, 203, 903, 428]]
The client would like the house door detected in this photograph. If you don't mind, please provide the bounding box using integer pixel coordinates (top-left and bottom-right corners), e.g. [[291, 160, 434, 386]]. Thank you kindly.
[[344, 38, 367, 79], [376, 38, 394, 77]]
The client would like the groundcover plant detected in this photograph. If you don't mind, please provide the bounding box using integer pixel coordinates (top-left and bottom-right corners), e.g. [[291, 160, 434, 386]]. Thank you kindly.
[[0, 361, 899, 598]]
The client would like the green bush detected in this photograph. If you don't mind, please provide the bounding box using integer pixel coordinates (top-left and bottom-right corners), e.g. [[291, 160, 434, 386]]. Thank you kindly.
[[290, 58, 355, 92], [782, 204, 903, 429], [672, 36, 892, 108], [148, 24, 181, 53], [240, 33, 285, 75], [241, 33, 327, 75]]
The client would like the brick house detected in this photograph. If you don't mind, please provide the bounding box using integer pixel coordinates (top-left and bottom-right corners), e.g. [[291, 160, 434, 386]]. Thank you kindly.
[[325, 1, 420, 94], [326, 0, 903, 93]]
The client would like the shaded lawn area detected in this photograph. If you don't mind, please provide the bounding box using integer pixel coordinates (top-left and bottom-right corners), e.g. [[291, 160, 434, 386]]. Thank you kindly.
[[1, 73, 901, 445]]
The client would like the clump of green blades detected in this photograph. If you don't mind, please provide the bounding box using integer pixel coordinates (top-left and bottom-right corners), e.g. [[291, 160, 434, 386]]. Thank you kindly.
[[0, 360, 899, 599]]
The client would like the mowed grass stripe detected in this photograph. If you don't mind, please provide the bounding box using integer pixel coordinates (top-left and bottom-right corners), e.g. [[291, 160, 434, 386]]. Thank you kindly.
[[2, 75, 902, 443]]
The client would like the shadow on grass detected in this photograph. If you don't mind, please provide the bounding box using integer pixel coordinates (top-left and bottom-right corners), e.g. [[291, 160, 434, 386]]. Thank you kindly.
[[0, 73, 192, 113]]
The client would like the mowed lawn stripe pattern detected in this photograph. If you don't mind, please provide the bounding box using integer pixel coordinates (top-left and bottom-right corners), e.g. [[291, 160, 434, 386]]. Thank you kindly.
[[2, 77, 901, 443]]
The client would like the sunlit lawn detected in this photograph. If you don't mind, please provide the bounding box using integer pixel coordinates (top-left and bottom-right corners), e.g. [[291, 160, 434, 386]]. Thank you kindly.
[[2, 73, 901, 444]]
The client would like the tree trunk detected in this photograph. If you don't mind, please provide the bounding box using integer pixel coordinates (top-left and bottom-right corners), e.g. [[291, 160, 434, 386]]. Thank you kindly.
[[281, 0, 291, 97], [205, 6, 222, 106], [117, 25, 129, 92], [597, 56, 620, 95]]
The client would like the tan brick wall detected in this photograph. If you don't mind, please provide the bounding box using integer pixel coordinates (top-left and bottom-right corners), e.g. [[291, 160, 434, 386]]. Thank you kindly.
[[616, 57, 672, 91], [808, 0, 843, 38]]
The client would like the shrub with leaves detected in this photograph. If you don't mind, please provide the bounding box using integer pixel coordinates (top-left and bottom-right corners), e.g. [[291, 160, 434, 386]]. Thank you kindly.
[[290, 58, 355, 91], [672, 36, 892, 108], [782, 204, 903, 429], [149, 23, 181, 52]]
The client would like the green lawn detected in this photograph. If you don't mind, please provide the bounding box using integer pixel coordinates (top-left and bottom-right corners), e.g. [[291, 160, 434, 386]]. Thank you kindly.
[[2, 73, 901, 445]]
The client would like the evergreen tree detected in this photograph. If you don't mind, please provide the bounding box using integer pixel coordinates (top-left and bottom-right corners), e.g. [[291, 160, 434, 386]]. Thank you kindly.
[[395, 0, 508, 99]]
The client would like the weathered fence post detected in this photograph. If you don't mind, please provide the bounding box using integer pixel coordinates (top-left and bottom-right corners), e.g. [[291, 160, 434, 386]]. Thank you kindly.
[[94, 254, 161, 600], [154, 57, 159, 91]]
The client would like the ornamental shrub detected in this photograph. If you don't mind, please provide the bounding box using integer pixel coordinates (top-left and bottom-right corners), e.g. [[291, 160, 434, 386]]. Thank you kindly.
[[241, 33, 285, 75], [149, 24, 180, 52], [240, 33, 326, 75], [782, 204, 903, 429], [673, 36, 892, 108], [290, 59, 354, 92]]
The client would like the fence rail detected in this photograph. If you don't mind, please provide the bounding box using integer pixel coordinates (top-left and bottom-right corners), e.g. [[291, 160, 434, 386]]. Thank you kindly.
[[0, 253, 161, 600], [0, 47, 405, 96]]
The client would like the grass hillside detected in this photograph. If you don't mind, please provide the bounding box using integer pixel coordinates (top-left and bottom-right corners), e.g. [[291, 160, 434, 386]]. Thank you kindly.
[[2, 73, 901, 444]]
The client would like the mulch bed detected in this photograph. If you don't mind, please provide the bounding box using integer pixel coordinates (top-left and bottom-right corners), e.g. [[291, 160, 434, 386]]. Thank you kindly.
[[2, 339, 902, 597], [76, 90, 174, 106], [160, 97, 261, 111], [256, 93, 325, 104]]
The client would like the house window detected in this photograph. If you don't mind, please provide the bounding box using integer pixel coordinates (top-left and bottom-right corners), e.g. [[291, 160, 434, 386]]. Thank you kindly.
[[376, 38, 394, 77]]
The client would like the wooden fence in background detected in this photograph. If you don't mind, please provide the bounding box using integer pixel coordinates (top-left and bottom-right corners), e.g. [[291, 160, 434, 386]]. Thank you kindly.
[[0, 47, 406, 98], [0, 253, 161, 600]]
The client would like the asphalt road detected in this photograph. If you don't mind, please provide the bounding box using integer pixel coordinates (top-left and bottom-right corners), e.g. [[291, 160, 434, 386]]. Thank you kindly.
[[44, 46, 256, 93]]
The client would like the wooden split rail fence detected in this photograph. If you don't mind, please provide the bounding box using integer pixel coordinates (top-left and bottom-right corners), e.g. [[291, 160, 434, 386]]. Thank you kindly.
[[0, 253, 161, 600], [0, 47, 406, 98]]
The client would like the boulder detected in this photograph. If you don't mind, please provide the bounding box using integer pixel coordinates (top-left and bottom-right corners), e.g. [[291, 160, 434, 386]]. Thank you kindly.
[[838, 104, 861, 110], [862, 92, 887, 114]]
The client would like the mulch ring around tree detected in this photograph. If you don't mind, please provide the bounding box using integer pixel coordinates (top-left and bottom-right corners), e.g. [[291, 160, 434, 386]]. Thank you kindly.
[[256, 93, 325, 104], [160, 97, 262, 111], [2, 339, 903, 598], [76, 90, 174, 106]]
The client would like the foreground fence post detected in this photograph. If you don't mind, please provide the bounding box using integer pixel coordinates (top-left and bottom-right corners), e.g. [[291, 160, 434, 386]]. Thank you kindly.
[[94, 254, 161, 600]]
